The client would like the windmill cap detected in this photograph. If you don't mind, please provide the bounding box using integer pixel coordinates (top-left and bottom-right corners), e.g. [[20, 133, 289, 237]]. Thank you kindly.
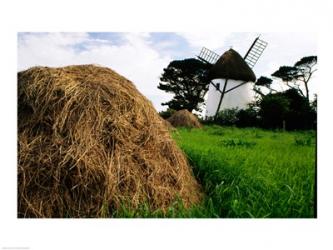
[[208, 49, 256, 82]]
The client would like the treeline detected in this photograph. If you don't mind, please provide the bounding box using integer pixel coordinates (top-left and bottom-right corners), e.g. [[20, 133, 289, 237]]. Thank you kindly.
[[212, 88, 317, 130]]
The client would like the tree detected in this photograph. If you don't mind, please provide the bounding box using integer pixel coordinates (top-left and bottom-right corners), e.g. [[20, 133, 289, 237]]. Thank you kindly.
[[253, 76, 274, 97], [259, 93, 290, 129], [311, 94, 317, 112], [294, 56, 318, 101], [272, 56, 317, 101], [258, 88, 316, 130], [158, 58, 211, 112]]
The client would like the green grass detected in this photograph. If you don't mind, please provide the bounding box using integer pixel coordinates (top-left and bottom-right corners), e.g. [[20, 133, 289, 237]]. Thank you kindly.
[[111, 125, 316, 218], [171, 125, 316, 218]]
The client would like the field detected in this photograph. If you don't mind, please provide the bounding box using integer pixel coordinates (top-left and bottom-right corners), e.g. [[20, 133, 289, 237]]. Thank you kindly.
[[115, 125, 316, 218]]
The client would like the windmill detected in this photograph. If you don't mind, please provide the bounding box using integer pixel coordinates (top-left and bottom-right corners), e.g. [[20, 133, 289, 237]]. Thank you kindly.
[[197, 36, 268, 118]]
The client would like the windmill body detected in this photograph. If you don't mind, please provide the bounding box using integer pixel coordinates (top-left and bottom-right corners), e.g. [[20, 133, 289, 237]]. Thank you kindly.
[[205, 78, 254, 117]]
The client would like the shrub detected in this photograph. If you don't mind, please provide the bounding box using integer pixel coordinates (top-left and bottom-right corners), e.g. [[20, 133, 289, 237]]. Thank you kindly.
[[219, 138, 257, 148], [236, 105, 260, 128], [159, 108, 176, 119], [258, 89, 316, 130], [259, 94, 290, 129], [215, 108, 239, 126]]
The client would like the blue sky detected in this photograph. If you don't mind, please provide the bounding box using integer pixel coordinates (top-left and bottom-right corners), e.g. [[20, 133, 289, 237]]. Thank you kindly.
[[18, 32, 317, 111]]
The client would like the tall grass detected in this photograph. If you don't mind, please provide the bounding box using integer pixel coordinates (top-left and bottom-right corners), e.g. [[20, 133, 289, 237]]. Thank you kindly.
[[172, 126, 316, 218]]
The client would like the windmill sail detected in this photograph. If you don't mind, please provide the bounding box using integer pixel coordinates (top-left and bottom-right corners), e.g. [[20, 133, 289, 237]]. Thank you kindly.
[[244, 37, 268, 68], [198, 47, 220, 65], [196, 36, 268, 118]]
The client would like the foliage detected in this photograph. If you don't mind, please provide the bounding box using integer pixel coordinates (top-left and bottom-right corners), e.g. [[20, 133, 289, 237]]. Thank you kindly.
[[159, 108, 176, 119], [235, 103, 260, 128], [295, 56, 317, 68], [271, 56, 317, 100], [209, 88, 316, 130], [219, 138, 257, 148], [254, 56, 317, 103], [158, 58, 211, 112], [294, 136, 314, 146], [253, 76, 276, 97], [258, 92, 290, 129], [213, 105, 260, 128], [214, 108, 239, 126], [258, 88, 316, 130], [282, 88, 317, 130], [255, 76, 273, 87], [272, 66, 300, 82]]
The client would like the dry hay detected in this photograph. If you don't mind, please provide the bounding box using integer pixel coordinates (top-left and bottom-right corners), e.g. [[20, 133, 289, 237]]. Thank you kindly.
[[18, 65, 202, 218], [167, 109, 202, 128], [162, 119, 175, 131], [208, 49, 256, 82]]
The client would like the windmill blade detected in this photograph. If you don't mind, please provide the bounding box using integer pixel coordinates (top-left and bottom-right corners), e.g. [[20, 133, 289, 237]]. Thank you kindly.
[[197, 47, 220, 65], [244, 37, 268, 68]]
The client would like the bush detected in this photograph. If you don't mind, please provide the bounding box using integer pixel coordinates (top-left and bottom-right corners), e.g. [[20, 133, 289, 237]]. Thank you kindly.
[[159, 108, 176, 119], [236, 105, 260, 128], [258, 89, 316, 130], [219, 138, 257, 148], [283, 89, 316, 130], [215, 108, 239, 126], [205, 89, 316, 130], [259, 94, 290, 129], [212, 104, 260, 128]]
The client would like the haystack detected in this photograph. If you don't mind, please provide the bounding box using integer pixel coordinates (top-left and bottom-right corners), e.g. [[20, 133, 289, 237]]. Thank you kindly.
[[18, 65, 202, 218], [167, 109, 202, 128], [163, 119, 175, 131]]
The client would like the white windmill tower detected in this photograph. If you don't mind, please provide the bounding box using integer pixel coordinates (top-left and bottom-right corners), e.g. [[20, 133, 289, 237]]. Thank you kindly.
[[197, 36, 268, 118]]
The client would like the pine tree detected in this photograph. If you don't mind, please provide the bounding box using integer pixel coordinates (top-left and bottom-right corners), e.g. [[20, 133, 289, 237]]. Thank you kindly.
[[158, 58, 211, 112]]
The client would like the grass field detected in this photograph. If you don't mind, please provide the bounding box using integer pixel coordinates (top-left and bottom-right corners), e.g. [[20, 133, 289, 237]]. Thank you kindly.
[[115, 125, 316, 218]]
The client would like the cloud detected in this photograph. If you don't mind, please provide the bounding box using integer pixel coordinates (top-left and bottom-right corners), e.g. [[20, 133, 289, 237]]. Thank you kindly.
[[18, 32, 318, 112], [177, 32, 232, 51], [18, 32, 172, 111]]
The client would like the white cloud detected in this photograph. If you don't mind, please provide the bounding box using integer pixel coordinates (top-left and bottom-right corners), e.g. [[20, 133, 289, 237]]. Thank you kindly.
[[177, 32, 232, 50], [18, 32, 318, 112], [18, 32, 172, 111]]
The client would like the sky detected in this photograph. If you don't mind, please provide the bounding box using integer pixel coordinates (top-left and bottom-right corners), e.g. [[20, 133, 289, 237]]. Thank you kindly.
[[17, 32, 317, 111]]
